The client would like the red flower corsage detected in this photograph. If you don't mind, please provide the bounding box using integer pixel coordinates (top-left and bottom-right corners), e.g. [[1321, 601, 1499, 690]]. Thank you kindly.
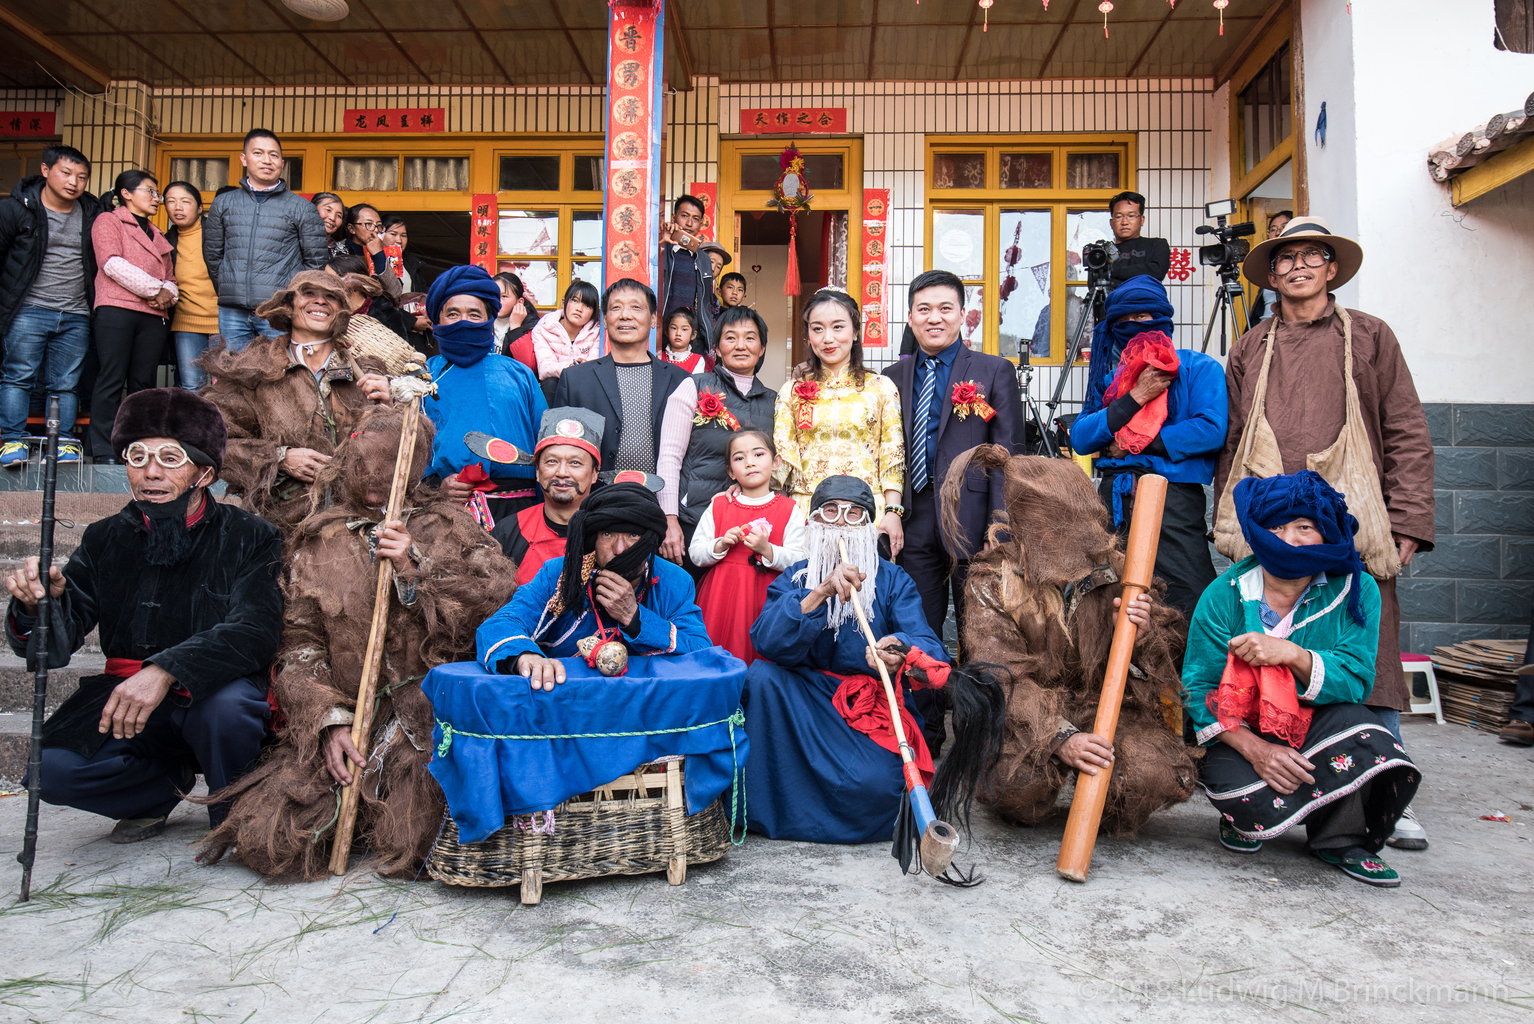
[[693, 390, 741, 431], [792, 379, 821, 430], [950, 380, 996, 421]]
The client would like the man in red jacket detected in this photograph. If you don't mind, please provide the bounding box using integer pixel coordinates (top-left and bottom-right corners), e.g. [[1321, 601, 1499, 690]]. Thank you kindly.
[[491, 407, 604, 584]]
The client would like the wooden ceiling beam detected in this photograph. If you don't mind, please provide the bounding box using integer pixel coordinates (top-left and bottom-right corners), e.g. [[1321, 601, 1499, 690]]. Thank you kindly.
[[450, 0, 514, 86], [952, 0, 980, 81], [1125, 0, 1179, 77], [259, 0, 356, 86], [0, 6, 111, 91], [866, 0, 879, 82], [74, 0, 196, 87], [1034, 0, 1082, 79], [767, 0, 779, 83], [668, 2, 696, 92], [163, 0, 277, 87], [1215, 0, 1290, 86], [546, 0, 594, 86], [353, 0, 435, 85]]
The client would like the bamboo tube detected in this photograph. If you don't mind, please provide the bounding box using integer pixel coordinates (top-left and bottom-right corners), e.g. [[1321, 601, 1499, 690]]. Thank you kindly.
[[329, 398, 422, 875], [1056, 473, 1167, 883]]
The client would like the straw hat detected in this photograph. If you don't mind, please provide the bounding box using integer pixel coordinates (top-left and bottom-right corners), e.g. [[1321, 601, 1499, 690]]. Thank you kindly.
[[1241, 214, 1363, 290]]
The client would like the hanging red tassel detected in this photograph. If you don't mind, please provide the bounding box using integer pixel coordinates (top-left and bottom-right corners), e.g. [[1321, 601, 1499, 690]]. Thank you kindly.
[[784, 213, 801, 296]]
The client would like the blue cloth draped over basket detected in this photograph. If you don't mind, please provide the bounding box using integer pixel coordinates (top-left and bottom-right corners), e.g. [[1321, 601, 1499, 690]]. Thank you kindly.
[[425, 648, 750, 844]]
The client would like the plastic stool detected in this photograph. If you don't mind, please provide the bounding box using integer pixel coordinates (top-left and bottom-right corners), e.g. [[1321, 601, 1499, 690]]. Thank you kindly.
[[1401, 653, 1444, 725]]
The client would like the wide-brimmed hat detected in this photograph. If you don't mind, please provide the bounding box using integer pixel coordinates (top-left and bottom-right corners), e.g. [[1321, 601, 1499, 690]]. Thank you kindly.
[[254, 269, 352, 335], [1241, 214, 1363, 290], [698, 242, 733, 267]]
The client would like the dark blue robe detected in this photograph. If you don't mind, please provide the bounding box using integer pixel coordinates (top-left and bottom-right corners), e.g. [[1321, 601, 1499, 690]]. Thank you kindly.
[[743, 559, 949, 843]]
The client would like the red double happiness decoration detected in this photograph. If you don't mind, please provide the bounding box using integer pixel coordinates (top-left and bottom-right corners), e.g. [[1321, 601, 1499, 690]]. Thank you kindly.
[[603, 0, 666, 353], [861, 189, 891, 348]]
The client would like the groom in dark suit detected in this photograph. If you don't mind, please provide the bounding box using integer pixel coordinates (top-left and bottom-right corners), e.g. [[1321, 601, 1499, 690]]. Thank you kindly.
[[883, 270, 1024, 750]]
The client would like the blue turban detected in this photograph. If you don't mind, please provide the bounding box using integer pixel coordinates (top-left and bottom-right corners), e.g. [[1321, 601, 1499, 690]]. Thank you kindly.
[[425, 265, 504, 367], [1086, 275, 1175, 413], [1233, 470, 1368, 627]]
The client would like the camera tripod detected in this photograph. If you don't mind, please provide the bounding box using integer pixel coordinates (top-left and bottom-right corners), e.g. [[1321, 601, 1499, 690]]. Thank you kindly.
[[1199, 264, 1250, 356], [1015, 355, 1060, 458], [1029, 273, 1112, 458]]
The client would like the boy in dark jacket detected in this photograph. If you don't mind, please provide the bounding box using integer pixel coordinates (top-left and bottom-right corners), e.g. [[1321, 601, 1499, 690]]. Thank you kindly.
[[5, 389, 283, 842], [202, 129, 328, 352], [0, 145, 100, 466]]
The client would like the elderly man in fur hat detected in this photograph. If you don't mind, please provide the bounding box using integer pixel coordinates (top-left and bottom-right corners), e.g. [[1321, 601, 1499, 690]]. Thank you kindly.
[[955, 450, 1198, 835], [477, 480, 711, 690], [201, 406, 515, 880], [5, 389, 283, 843], [740, 475, 954, 845], [201, 269, 395, 532]]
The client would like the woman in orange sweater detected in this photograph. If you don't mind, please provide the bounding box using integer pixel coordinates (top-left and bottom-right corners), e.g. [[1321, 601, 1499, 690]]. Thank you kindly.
[[164, 181, 217, 390]]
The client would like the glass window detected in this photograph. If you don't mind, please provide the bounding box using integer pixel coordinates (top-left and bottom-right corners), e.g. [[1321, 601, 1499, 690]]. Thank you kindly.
[[1066, 209, 1113, 273], [403, 157, 469, 191], [931, 210, 985, 279], [999, 153, 1051, 190], [932, 153, 986, 189], [334, 157, 398, 191], [1066, 153, 1119, 189], [499, 260, 558, 306], [573, 154, 603, 191], [740, 153, 844, 191], [170, 158, 229, 194], [499, 155, 561, 191], [498, 210, 558, 256], [997, 210, 1051, 359], [572, 210, 603, 257], [960, 285, 985, 351], [1061, 286, 1093, 363], [1239, 42, 1292, 174], [282, 158, 303, 191], [572, 261, 603, 294]]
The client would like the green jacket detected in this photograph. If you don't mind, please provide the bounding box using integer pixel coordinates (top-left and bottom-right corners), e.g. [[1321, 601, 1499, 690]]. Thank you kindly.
[[1181, 557, 1381, 746]]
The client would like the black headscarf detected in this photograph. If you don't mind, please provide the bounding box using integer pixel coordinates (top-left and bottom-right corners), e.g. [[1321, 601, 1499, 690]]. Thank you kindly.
[[556, 483, 668, 614]]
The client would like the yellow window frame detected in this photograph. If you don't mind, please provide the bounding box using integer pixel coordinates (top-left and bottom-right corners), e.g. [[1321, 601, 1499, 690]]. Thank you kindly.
[[923, 133, 1136, 365]]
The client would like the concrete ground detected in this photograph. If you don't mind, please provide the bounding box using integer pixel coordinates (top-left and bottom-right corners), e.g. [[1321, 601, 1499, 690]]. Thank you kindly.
[[0, 716, 1528, 1024]]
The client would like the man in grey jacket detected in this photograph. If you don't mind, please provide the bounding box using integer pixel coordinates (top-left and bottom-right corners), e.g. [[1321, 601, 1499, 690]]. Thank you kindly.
[[203, 129, 328, 351]]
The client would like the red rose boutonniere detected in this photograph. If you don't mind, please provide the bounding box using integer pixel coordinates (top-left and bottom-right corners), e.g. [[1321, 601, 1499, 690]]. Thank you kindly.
[[951, 380, 996, 421], [693, 390, 742, 431], [792, 379, 821, 430]]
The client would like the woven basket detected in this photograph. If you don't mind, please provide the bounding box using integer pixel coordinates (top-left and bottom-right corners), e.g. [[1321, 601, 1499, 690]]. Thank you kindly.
[[426, 758, 733, 904]]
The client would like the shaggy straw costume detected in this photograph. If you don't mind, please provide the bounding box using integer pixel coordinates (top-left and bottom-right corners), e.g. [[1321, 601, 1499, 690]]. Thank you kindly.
[[946, 447, 1198, 834], [201, 407, 516, 880], [200, 271, 390, 533]]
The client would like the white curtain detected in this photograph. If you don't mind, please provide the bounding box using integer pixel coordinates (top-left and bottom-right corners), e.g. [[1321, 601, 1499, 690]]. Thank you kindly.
[[828, 211, 848, 289], [333, 157, 398, 191], [169, 158, 229, 194], [403, 157, 469, 191]]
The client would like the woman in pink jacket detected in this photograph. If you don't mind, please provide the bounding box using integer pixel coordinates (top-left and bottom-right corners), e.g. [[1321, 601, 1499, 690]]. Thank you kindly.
[[89, 170, 176, 462], [530, 278, 601, 382]]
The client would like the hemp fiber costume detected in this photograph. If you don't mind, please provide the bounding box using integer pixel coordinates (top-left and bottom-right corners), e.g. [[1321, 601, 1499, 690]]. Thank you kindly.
[[201, 407, 516, 879], [953, 449, 1198, 834]]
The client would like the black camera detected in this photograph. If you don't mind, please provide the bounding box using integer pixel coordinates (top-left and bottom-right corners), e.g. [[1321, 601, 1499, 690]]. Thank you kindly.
[[1195, 199, 1255, 272], [1081, 238, 1118, 274]]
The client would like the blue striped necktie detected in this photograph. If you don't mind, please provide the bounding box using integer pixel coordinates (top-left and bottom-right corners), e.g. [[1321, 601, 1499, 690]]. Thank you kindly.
[[911, 358, 936, 492]]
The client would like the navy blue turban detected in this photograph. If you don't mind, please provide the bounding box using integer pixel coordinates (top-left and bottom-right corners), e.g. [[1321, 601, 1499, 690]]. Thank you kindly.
[[425, 265, 504, 367], [1234, 470, 1368, 627], [1086, 274, 1175, 412]]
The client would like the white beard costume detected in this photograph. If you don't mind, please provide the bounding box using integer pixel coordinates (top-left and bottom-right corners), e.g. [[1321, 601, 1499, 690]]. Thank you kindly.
[[793, 522, 880, 637]]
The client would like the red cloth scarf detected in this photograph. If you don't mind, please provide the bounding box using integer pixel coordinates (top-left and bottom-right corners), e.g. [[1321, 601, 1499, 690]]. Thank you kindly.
[[1103, 331, 1179, 454], [827, 647, 951, 787], [1206, 651, 1313, 749]]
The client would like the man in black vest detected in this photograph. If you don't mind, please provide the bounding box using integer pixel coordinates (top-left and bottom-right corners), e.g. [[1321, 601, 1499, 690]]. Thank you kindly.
[[883, 269, 1024, 752], [1107, 190, 1171, 288], [657, 305, 777, 573]]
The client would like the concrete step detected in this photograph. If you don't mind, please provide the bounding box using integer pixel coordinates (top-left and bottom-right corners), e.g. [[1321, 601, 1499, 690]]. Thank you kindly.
[[0, 651, 92, 714], [0, 713, 32, 783]]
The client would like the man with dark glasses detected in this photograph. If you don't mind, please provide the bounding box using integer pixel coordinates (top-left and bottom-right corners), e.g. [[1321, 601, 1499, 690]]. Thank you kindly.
[[4, 388, 282, 844]]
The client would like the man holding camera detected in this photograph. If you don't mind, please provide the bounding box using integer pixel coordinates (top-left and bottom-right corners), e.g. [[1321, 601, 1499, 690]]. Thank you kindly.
[[1107, 191, 1170, 287], [659, 195, 717, 343]]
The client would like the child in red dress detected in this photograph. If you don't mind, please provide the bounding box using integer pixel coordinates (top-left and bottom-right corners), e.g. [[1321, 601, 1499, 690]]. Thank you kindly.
[[689, 430, 807, 664]]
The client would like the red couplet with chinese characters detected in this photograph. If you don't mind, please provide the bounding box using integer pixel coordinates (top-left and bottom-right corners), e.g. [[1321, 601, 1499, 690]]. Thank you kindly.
[[602, 0, 666, 344], [688, 183, 718, 242], [861, 189, 891, 348], [739, 108, 848, 135], [343, 108, 445, 133], [470, 194, 497, 275]]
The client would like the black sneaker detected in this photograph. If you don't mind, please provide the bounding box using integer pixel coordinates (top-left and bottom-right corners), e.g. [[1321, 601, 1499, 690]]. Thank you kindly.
[[109, 816, 169, 844]]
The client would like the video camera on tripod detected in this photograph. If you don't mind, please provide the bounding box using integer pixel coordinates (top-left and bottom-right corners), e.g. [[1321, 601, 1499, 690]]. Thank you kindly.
[[1195, 199, 1255, 356]]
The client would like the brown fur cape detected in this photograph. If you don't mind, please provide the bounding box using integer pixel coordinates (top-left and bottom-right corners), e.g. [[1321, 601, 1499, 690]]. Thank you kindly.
[[200, 408, 517, 880], [200, 332, 386, 533], [943, 447, 1198, 835]]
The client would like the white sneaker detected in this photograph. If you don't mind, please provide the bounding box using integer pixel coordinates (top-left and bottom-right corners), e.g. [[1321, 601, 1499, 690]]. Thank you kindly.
[[1386, 805, 1428, 850]]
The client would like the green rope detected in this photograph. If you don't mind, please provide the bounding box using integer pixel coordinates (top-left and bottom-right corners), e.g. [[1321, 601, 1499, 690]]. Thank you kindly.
[[310, 785, 343, 844], [435, 707, 750, 845]]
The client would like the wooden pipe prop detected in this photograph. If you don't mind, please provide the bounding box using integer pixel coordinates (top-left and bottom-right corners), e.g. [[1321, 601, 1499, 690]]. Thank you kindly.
[[837, 538, 960, 877], [329, 398, 422, 875], [1056, 473, 1167, 883]]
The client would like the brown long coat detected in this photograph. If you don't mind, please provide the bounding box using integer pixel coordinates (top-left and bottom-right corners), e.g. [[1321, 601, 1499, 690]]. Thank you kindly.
[[1219, 302, 1436, 710], [201, 336, 386, 532]]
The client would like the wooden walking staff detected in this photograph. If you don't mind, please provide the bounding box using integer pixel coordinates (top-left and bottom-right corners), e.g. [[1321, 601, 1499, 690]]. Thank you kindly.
[[329, 398, 422, 875], [837, 538, 960, 877], [1056, 473, 1167, 883]]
